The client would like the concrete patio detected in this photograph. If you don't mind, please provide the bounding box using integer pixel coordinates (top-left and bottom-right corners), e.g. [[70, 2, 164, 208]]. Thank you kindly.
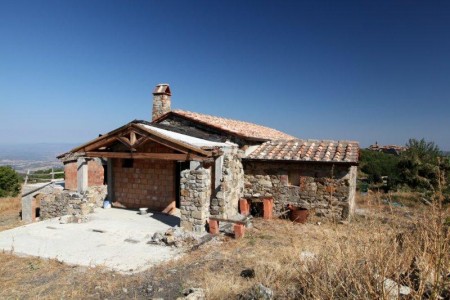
[[0, 208, 182, 273]]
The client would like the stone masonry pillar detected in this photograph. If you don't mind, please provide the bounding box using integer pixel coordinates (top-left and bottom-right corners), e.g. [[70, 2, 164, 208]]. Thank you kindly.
[[179, 167, 211, 233], [107, 158, 114, 201], [77, 157, 88, 194]]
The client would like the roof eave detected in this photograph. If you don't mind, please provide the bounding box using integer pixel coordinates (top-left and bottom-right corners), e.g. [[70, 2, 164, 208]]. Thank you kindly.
[[58, 120, 217, 161], [242, 158, 359, 166]]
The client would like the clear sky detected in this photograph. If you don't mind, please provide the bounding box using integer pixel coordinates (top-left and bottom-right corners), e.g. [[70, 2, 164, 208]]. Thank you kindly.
[[1, 1, 449, 149]]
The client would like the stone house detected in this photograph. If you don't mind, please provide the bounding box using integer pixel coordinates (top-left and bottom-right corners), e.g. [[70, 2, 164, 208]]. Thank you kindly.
[[59, 84, 359, 232]]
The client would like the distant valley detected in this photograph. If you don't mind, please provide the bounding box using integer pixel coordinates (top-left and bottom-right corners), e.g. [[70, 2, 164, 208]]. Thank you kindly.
[[0, 143, 77, 172]]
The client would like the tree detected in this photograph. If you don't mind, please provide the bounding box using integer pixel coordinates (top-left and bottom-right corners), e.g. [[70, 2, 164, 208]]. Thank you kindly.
[[398, 138, 450, 191], [359, 149, 401, 188], [0, 166, 21, 197]]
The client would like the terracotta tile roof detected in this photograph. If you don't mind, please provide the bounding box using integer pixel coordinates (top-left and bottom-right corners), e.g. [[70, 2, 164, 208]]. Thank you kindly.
[[161, 110, 295, 141], [245, 139, 359, 163]]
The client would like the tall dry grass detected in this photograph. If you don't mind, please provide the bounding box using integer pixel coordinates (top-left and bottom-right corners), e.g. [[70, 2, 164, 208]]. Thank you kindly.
[[197, 192, 449, 299], [0, 190, 448, 299], [0, 197, 20, 214]]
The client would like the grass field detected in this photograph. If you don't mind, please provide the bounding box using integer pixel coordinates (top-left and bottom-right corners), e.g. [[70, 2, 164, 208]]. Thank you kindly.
[[0, 193, 448, 299]]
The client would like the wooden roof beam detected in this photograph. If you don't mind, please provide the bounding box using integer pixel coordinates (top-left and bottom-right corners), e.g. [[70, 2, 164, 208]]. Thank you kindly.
[[85, 151, 208, 161]]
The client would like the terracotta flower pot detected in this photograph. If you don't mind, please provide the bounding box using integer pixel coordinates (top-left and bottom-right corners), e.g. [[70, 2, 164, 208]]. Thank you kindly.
[[288, 205, 309, 223]]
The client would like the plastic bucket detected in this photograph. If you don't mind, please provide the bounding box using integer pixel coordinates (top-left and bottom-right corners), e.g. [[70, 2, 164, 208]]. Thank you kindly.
[[103, 200, 111, 209]]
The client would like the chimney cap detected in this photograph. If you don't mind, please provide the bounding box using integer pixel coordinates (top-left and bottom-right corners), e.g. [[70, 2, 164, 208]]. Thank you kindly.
[[153, 83, 171, 96]]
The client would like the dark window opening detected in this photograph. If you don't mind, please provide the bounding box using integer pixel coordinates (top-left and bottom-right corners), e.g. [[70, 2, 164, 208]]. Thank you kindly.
[[103, 163, 108, 185], [250, 201, 264, 217], [122, 159, 134, 168]]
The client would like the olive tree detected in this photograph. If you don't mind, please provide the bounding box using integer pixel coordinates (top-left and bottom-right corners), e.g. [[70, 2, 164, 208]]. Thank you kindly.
[[0, 166, 21, 197]]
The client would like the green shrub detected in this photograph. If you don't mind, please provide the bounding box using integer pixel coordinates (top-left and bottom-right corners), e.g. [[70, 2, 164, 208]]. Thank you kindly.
[[359, 149, 401, 188], [0, 166, 21, 197]]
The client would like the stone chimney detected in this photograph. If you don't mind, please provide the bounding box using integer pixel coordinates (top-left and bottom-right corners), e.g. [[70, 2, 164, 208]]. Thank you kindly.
[[152, 83, 171, 121]]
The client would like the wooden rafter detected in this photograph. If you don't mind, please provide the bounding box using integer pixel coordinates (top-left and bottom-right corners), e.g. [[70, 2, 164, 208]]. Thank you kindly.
[[85, 151, 207, 161], [133, 124, 211, 157], [65, 121, 216, 159]]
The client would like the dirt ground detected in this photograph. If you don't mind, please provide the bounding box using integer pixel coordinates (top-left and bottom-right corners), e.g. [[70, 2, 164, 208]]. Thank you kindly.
[[0, 194, 449, 299]]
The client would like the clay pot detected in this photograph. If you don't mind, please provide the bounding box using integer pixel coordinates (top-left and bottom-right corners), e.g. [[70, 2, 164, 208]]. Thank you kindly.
[[288, 205, 309, 223]]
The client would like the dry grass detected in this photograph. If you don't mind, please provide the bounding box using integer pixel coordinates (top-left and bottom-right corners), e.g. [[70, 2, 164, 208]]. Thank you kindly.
[[0, 196, 20, 214], [0, 196, 22, 232], [0, 253, 142, 299], [0, 192, 449, 299]]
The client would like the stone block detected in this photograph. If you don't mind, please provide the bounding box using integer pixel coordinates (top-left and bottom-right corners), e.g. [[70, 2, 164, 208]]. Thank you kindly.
[[181, 220, 193, 231], [192, 211, 204, 220]]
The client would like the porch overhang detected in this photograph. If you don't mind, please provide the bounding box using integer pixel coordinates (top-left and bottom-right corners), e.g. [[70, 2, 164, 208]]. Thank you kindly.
[[58, 120, 235, 162]]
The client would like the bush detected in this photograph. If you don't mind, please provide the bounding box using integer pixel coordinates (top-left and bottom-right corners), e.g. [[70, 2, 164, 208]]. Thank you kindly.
[[359, 149, 401, 188], [0, 166, 21, 198], [398, 138, 450, 192]]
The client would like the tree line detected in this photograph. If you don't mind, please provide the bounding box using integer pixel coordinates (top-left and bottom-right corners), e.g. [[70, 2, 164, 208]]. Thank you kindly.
[[360, 138, 450, 200]]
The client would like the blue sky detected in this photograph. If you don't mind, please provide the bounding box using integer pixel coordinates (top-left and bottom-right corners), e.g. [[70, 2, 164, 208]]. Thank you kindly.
[[1, 0, 449, 149]]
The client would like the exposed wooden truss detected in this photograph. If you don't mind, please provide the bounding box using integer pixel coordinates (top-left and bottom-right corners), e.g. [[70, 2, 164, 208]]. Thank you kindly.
[[85, 151, 208, 161]]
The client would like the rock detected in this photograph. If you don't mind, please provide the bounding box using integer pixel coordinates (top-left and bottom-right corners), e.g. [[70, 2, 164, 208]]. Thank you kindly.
[[253, 284, 273, 300], [122, 288, 128, 293], [145, 284, 153, 295], [150, 232, 164, 245], [150, 227, 201, 247], [240, 268, 255, 279], [300, 251, 316, 261], [59, 215, 73, 224], [178, 287, 205, 300], [238, 283, 274, 300], [375, 275, 411, 300]]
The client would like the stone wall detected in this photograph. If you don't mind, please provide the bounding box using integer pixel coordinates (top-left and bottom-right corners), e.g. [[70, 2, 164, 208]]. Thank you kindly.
[[179, 167, 211, 233], [64, 158, 105, 190], [243, 161, 356, 220], [210, 151, 244, 218], [40, 185, 107, 220], [112, 142, 176, 210]]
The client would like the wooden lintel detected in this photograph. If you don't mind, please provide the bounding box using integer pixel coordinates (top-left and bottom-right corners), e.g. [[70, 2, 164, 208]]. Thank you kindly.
[[85, 151, 207, 161]]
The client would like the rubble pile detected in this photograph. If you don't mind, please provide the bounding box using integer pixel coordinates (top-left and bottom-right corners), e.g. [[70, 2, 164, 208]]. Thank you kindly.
[[149, 226, 202, 248]]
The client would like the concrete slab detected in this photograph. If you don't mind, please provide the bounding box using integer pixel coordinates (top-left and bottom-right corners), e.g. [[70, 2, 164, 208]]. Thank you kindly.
[[0, 208, 182, 273]]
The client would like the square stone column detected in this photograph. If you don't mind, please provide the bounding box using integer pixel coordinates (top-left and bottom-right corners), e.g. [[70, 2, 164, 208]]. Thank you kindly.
[[77, 157, 88, 194], [179, 167, 211, 233]]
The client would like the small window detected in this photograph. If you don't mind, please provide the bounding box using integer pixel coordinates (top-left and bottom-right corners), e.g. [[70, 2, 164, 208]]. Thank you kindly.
[[122, 159, 134, 168], [288, 171, 300, 186]]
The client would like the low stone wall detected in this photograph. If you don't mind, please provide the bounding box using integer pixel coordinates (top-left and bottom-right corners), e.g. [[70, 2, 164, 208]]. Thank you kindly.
[[243, 162, 356, 220], [210, 151, 244, 218], [179, 168, 211, 233], [40, 185, 107, 220]]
